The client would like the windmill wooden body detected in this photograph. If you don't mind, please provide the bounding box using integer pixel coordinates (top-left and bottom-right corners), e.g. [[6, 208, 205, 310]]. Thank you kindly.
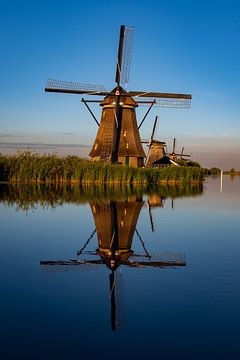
[[89, 90, 145, 166], [45, 25, 192, 167]]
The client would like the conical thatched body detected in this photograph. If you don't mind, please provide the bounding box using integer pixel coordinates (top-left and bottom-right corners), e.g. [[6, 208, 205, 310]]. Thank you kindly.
[[89, 88, 145, 167], [146, 140, 166, 167]]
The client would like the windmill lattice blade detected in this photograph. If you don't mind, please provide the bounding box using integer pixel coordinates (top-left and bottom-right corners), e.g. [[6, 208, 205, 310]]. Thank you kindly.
[[40, 259, 102, 272], [128, 251, 186, 266], [133, 96, 191, 108], [45, 78, 109, 95], [129, 91, 191, 108], [149, 251, 186, 263], [129, 91, 191, 99], [119, 26, 134, 87], [41, 264, 99, 272], [115, 270, 125, 330]]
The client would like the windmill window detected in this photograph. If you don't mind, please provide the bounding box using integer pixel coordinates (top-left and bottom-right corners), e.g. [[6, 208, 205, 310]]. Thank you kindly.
[[94, 143, 98, 150], [123, 130, 127, 137], [126, 143, 129, 149]]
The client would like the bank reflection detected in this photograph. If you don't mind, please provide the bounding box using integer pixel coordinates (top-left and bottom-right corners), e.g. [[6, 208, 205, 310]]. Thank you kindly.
[[0, 182, 203, 210], [41, 195, 186, 331]]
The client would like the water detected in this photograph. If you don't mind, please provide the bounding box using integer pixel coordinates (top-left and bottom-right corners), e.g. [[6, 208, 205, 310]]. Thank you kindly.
[[0, 177, 240, 359]]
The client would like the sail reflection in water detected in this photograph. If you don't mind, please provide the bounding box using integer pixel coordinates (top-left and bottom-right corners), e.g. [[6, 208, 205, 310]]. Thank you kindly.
[[41, 195, 186, 330]]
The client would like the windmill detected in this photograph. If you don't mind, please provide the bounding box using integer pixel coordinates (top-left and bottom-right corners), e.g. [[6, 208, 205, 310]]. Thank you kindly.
[[169, 137, 177, 161], [147, 193, 165, 232], [45, 25, 192, 167], [179, 146, 191, 160], [169, 138, 191, 163], [41, 197, 186, 330], [143, 116, 167, 167]]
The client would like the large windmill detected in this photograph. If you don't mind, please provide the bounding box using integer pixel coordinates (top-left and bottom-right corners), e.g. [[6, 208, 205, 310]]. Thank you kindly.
[[45, 25, 192, 167], [41, 197, 186, 330]]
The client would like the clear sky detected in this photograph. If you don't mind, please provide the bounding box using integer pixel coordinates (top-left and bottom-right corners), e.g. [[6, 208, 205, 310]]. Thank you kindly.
[[0, 0, 240, 168]]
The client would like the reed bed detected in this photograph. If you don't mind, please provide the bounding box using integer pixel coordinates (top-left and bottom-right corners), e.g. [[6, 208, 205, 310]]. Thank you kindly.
[[0, 151, 205, 184]]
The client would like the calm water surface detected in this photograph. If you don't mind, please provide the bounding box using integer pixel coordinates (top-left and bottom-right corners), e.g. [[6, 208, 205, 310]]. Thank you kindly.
[[0, 177, 240, 359]]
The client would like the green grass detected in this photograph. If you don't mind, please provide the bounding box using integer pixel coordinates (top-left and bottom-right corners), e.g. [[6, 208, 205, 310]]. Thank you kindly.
[[0, 151, 206, 184]]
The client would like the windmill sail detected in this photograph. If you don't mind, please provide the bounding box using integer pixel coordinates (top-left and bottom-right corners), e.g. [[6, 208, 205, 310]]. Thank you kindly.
[[150, 116, 158, 142], [45, 78, 109, 96], [130, 92, 191, 108], [180, 147, 191, 158], [110, 269, 125, 331], [115, 25, 134, 87], [128, 251, 186, 266]]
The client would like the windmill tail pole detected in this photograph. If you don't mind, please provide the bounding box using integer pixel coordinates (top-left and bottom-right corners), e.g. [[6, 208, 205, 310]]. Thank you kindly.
[[81, 98, 100, 126], [77, 228, 96, 256], [138, 100, 155, 130]]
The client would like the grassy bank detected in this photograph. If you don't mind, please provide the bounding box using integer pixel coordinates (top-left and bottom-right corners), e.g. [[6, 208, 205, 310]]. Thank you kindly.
[[0, 152, 205, 184]]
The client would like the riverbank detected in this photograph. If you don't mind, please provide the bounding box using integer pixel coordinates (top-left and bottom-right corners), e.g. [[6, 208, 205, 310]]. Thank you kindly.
[[0, 152, 206, 184]]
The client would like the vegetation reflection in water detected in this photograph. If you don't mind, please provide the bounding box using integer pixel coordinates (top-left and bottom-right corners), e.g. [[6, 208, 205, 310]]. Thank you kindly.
[[0, 182, 203, 210], [0, 183, 203, 330]]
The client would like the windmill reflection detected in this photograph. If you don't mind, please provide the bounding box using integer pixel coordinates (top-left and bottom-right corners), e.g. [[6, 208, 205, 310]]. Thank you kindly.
[[148, 194, 165, 232], [41, 196, 186, 330]]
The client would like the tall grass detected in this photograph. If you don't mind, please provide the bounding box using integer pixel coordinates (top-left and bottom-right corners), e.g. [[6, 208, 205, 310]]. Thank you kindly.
[[0, 151, 206, 184]]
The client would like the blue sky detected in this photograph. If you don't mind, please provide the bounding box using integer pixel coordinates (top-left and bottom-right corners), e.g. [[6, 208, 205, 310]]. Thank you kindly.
[[0, 0, 240, 167]]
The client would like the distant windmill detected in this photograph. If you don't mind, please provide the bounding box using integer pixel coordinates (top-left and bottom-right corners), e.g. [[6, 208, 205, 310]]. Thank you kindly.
[[169, 137, 177, 160], [41, 198, 186, 330], [45, 25, 192, 167], [169, 138, 191, 163], [144, 116, 167, 167], [179, 146, 191, 160]]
